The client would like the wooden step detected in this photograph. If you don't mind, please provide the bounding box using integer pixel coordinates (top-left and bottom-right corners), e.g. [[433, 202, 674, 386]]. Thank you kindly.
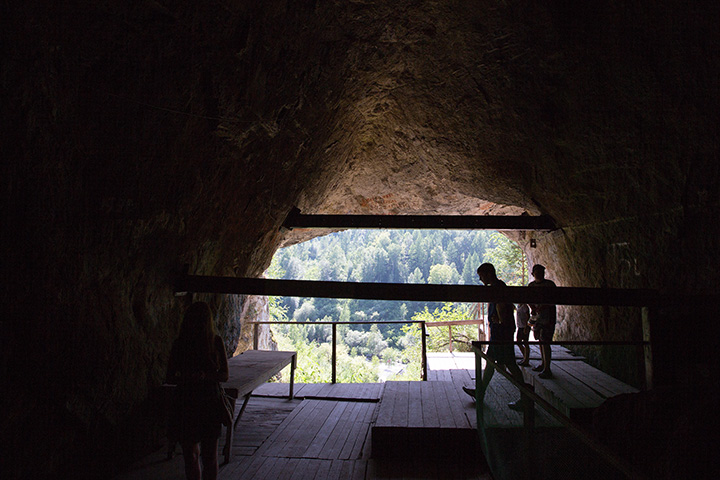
[[371, 381, 480, 460]]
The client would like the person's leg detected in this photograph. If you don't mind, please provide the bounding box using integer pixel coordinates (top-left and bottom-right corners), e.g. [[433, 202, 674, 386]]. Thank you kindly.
[[518, 328, 530, 366], [506, 361, 524, 385], [464, 346, 498, 401], [507, 359, 535, 410], [200, 437, 219, 480], [533, 326, 546, 371], [478, 361, 495, 402], [462, 361, 496, 401], [541, 343, 551, 370], [538, 325, 555, 378], [181, 442, 201, 480]]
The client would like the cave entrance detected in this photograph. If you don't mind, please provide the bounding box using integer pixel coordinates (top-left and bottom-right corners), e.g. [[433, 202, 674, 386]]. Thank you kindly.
[[264, 227, 529, 384]]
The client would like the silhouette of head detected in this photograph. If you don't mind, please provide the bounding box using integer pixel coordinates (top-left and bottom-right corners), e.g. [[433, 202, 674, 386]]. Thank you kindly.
[[178, 301, 216, 355], [476, 263, 497, 285]]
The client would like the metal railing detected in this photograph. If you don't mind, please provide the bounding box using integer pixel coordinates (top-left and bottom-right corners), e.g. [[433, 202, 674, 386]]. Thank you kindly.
[[249, 320, 429, 382], [249, 318, 489, 383]]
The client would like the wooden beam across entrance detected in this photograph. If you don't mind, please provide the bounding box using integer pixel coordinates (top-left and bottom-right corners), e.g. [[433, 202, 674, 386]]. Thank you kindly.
[[282, 209, 557, 231], [176, 275, 672, 307]]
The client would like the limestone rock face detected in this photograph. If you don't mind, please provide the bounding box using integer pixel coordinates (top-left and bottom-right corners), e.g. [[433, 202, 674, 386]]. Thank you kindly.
[[1, 1, 718, 478]]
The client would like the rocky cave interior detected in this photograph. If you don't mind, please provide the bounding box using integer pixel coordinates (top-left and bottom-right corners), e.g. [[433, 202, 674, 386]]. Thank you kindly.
[[2, 1, 719, 479]]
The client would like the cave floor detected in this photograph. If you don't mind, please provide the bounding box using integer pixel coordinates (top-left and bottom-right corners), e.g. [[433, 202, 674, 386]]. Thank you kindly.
[[117, 348, 633, 479], [116, 352, 491, 480]]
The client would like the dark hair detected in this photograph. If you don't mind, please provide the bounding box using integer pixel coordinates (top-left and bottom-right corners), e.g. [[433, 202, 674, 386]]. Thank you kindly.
[[477, 263, 496, 276], [176, 302, 218, 370], [532, 264, 546, 273]]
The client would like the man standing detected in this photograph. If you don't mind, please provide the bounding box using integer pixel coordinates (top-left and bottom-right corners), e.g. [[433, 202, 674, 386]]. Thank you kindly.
[[529, 264, 557, 379], [463, 263, 528, 410]]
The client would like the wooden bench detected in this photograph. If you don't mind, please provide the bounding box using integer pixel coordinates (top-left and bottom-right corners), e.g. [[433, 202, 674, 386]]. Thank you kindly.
[[164, 350, 296, 464], [474, 344, 639, 426], [519, 352, 638, 424]]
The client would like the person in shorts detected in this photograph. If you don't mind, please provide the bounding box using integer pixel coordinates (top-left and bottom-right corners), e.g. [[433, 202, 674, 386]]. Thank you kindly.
[[462, 263, 528, 410], [529, 264, 557, 378]]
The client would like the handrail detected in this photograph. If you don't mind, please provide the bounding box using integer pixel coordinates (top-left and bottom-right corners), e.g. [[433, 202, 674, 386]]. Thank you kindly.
[[424, 318, 485, 353], [177, 275, 703, 306], [247, 318, 650, 384], [472, 343, 644, 479], [248, 319, 430, 382]]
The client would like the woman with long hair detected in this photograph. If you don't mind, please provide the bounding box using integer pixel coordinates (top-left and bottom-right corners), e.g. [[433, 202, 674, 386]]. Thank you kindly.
[[166, 302, 229, 480]]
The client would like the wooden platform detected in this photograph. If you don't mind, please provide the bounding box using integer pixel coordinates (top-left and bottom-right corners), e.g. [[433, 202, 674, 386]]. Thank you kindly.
[[514, 345, 638, 424], [117, 350, 637, 479], [371, 380, 480, 460]]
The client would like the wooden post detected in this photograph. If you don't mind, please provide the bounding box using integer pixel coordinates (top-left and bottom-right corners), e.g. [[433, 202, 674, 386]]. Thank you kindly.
[[289, 353, 296, 399], [448, 326, 453, 353], [331, 323, 337, 384], [642, 307, 653, 390], [253, 323, 259, 350], [421, 321, 428, 381]]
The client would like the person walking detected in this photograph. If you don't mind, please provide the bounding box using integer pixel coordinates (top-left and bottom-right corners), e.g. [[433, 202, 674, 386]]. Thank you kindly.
[[462, 263, 529, 410]]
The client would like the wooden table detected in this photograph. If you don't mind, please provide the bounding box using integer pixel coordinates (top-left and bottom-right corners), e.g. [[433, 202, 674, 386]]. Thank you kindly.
[[221, 350, 296, 463]]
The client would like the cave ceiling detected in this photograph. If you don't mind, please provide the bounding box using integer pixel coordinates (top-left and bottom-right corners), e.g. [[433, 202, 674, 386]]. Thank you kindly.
[[238, 0, 545, 249], [197, 0, 707, 251], [4, 0, 716, 275]]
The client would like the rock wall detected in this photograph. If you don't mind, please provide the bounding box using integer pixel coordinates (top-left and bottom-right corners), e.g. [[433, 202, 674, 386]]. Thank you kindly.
[[1, 1, 718, 478]]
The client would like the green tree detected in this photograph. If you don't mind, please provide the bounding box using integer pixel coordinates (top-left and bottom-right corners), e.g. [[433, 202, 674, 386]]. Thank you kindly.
[[483, 231, 526, 285], [407, 267, 424, 284], [427, 263, 460, 284], [412, 303, 479, 353], [462, 251, 480, 285]]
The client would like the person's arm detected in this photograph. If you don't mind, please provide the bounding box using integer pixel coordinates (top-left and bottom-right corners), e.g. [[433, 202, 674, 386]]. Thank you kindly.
[[213, 336, 229, 383], [496, 302, 511, 323]]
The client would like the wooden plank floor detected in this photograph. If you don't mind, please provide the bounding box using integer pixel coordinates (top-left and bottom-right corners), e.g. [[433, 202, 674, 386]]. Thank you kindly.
[[254, 382, 384, 401], [426, 348, 637, 428], [375, 381, 474, 430], [116, 350, 636, 479]]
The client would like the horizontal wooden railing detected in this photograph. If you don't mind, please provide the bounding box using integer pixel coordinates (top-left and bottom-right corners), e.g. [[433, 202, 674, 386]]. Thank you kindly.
[[176, 275, 690, 307], [424, 318, 486, 353]]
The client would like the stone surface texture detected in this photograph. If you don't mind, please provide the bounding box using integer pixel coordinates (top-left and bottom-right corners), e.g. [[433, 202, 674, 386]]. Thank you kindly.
[[1, 1, 718, 478]]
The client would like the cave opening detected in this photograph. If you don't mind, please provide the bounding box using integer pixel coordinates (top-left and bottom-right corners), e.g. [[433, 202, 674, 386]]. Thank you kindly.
[[262, 227, 531, 384]]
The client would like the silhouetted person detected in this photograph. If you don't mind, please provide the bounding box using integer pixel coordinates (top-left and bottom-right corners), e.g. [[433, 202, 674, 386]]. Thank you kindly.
[[167, 302, 229, 480], [463, 263, 528, 410], [528, 264, 557, 378], [516, 303, 531, 366]]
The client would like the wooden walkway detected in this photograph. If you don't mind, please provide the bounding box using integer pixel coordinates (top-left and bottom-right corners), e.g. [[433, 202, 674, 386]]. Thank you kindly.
[[116, 349, 638, 480], [253, 382, 384, 402], [515, 345, 638, 424]]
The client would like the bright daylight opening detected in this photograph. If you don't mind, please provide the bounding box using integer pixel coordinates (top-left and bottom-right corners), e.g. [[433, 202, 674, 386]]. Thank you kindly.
[[264, 230, 528, 383]]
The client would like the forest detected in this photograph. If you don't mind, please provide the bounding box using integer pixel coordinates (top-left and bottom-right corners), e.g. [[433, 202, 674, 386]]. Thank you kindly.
[[266, 230, 526, 383]]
